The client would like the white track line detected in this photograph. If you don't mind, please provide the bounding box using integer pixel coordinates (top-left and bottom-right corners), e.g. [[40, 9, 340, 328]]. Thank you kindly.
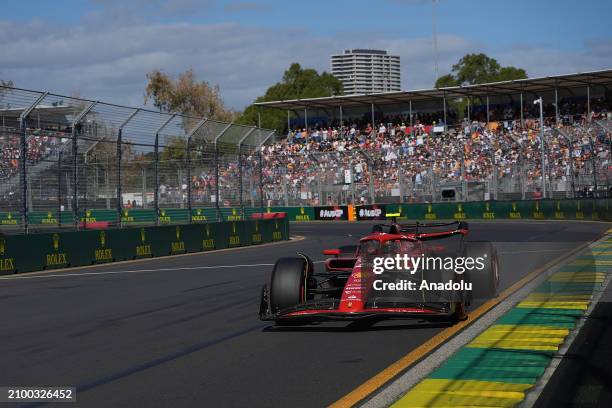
[[0, 261, 326, 281]]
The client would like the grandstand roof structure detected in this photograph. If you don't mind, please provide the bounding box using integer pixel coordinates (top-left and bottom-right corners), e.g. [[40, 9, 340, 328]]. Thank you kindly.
[[254, 69, 612, 110]]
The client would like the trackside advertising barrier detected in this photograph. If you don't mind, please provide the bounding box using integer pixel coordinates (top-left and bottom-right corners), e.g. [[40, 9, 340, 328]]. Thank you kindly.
[[257, 199, 611, 222], [0, 218, 289, 275], [0, 207, 278, 228], [314, 205, 349, 221], [356, 204, 387, 221]]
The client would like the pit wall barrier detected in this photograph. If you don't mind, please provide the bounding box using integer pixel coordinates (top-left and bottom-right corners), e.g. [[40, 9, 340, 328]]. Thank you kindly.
[[0, 218, 289, 275], [265, 199, 611, 222]]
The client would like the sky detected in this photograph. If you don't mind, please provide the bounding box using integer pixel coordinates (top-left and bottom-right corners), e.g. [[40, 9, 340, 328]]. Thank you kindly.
[[1, 0, 612, 110]]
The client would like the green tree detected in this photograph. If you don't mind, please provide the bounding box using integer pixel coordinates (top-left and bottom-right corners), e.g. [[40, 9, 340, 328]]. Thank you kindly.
[[144, 69, 236, 122], [237, 63, 343, 135], [435, 53, 527, 121], [436, 53, 527, 87], [434, 74, 458, 89]]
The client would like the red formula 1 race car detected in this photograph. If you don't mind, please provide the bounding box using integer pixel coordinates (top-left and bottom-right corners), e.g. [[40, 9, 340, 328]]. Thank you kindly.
[[259, 221, 500, 325]]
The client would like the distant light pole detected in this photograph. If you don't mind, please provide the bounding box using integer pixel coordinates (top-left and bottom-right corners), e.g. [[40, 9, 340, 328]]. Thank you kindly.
[[534, 97, 546, 198], [432, 0, 439, 81]]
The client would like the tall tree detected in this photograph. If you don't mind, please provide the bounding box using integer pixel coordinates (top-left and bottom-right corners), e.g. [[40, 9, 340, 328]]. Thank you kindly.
[[144, 69, 236, 122], [435, 53, 527, 121], [238, 63, 343, 135], [435, 53, 527, 87]]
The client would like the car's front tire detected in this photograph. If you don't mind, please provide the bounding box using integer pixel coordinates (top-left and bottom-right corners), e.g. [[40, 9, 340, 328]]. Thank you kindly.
[[270, 257, 309, 315]]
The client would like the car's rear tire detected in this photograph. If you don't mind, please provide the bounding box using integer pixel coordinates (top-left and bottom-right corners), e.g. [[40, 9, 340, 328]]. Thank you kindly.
[[270, 257, 309, 314], [466, 241, 499, 301]]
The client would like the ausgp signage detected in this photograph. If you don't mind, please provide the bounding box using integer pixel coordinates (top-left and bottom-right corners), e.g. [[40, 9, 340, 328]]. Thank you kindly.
[[356, 205, 386, 220], [315, 206, 348, 221]]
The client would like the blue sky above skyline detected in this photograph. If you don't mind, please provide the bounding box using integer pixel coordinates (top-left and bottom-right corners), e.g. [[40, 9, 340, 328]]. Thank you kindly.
[[2, 0, 611, 109]]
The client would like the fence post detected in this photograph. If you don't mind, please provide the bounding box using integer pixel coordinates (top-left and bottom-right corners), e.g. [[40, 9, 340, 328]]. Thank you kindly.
[[214, 144, 220, 221], [154, 114, 175, 226], [116, 109, 139, 226], [73, 124, 81, 230], [19, 121, 28, 233], [18, 91, 47, 234], [58, 152, 62, 228], [237, 127, 255, 219], [116, 129, 122, 227], [258, 150, 264, 212], [154, 135, 160, 225], [186, 136, 192, 223], [369, 159, 375, 204]]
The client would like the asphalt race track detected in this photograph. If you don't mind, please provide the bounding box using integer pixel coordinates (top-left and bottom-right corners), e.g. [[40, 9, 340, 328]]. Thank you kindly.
[[0, 221, 609, 408]]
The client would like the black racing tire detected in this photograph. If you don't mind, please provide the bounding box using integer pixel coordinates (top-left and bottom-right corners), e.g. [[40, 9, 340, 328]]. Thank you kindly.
[[269, 257, 308, 314], [466, 241, 500, 301], [338, 245, 358, 257]]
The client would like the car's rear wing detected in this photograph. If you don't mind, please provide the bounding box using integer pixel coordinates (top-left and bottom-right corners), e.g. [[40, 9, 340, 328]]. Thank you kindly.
[[398, 221, 468, 234], [371, 220, 468, 237]]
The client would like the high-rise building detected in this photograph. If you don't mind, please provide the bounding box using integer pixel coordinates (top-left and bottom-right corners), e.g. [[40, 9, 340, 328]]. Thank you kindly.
[[331, 49, 401, 95]]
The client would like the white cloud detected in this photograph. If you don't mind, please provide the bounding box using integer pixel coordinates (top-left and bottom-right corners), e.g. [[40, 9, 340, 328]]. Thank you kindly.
[[1, 14, 610, 111]]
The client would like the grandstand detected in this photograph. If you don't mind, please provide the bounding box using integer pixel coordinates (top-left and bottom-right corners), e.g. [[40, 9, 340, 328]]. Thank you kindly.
[[1, 69, 611, 233], [256, 69, 612, 205]]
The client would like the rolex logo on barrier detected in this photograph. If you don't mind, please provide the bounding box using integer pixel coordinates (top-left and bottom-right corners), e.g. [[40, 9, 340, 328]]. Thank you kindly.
[[533, 200, 544, 219], [229, 222, 240, 246], [510, 202, 521, 219], [454, 203, 466, 220], [296, 206, 310, 221], [122, 209, 134, 222], [576, 200, 584, 219], [46, 233, 67, 267], [2, 211, 17, 225], [203, 223, 215, 249], [0, 236, 14, 272], [95, 230, 112, 262], [425, 204, 437, 220], [252, 220, 262, 243], [136, 228, 151, 257], [592, 201, 599, 220], [83, 210, 96, 223], [159, 209, 170, 223], [228, 207, 241, 221], [192, 208, 207, 222], [171, 226, 185, 253], [42, 211, 57, 224], [272, 219, 282, 241], [483, 201, 495, 219], [555, 201, 564, 219]]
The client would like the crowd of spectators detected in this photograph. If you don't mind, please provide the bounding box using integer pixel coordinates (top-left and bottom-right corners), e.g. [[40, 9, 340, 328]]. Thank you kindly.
[[257, 105, 612, 205], [2, 98, 611, 207], [0, 127, 69, 180]]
